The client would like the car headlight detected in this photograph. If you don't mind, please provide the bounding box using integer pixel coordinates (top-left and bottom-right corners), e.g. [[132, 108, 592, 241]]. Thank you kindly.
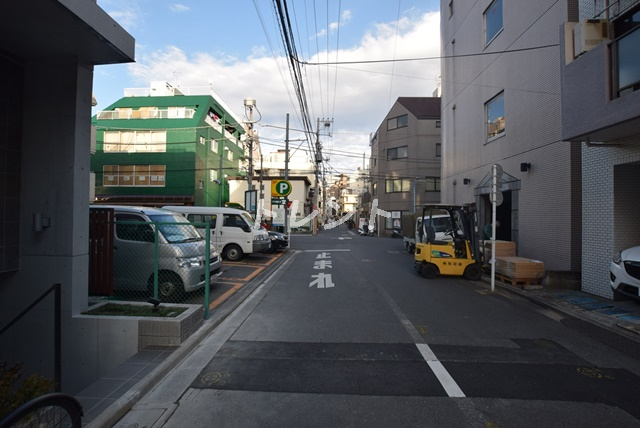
[[177, 256, 203, 267], [270, 235, 277, 241], [254, 235, 266, 241], [613, 251, 622, 265]]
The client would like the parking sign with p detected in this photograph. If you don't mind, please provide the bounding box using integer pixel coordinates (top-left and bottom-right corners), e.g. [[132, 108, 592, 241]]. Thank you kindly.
[[271, 180, 292, 197]]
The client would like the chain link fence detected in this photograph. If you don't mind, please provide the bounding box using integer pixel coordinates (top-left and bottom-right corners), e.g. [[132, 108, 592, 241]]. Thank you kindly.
[[89, 218, 221, 312]]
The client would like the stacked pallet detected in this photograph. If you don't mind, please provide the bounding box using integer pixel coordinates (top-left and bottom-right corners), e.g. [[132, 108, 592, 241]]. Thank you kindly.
[[484, 240, 516, 260], [496, 256, 545, 283]]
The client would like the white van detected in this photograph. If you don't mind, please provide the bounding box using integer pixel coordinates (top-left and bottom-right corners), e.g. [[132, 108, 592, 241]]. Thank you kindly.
[[162, 206, 270, 261], [90, 205, 222, 301]]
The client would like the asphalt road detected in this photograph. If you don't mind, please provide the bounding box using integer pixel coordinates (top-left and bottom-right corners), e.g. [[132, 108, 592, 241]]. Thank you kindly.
[[114, 224, 640, 427]]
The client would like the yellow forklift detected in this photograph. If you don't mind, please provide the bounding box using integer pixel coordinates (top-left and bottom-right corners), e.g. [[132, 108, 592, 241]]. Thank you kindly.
[[414, 204, 482, 281]]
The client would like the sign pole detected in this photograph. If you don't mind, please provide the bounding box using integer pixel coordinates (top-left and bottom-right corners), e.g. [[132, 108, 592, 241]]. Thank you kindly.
[[491, 164, 497, 293], [285, 114, 290, 244]]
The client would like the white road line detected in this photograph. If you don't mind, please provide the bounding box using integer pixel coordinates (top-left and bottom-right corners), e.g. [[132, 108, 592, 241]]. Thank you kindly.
[[374, 282, 466, 398], [417, 344, 466, 398], [304, 249, 351, 252]]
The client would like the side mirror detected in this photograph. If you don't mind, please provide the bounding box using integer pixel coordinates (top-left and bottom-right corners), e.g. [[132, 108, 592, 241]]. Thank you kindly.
[[241, 225, 251, 233]]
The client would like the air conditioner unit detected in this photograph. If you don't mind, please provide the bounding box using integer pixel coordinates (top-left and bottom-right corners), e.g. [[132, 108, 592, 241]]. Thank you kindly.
[[573, 19, 609, 58]]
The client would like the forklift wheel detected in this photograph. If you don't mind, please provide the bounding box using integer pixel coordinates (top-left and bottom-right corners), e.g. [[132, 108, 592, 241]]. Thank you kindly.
[[463, 263, 482, 281], [421, 263, 438, 279]]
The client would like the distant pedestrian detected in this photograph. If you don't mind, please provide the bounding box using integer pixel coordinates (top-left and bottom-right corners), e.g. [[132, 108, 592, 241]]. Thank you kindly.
[[483, 221, 500, 240]]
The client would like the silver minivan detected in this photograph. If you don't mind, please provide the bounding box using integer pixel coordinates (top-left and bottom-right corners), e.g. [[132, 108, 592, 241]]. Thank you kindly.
[[92, 206, 222, 301]]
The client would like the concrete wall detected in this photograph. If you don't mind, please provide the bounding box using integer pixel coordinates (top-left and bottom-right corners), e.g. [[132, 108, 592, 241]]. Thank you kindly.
[[0, 0, 135, 394]]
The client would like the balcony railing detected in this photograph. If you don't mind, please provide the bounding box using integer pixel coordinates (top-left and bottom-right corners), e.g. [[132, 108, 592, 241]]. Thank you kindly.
[[96, 108, 196, 120]]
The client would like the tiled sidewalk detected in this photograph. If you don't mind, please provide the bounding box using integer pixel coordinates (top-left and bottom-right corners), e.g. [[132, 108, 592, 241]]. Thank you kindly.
[[76, 346, 177, 426]]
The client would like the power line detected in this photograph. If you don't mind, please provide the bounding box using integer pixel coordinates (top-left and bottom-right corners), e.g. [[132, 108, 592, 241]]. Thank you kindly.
[[296, 44, 560, 66]]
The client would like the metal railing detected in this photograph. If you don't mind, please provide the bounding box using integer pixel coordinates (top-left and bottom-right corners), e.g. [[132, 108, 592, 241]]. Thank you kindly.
[[0, 283, 61, 391], [96, 108, 196, 120]]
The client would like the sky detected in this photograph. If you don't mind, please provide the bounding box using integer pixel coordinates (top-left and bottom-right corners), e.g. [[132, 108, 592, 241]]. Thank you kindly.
[[93, 0, 442, 176]]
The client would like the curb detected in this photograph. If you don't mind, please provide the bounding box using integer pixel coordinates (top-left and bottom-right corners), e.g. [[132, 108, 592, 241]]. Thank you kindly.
[[484, 276, 640, 355]]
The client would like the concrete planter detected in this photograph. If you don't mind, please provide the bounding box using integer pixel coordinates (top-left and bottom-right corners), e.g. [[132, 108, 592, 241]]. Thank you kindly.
[[82, 302, 204, 349]]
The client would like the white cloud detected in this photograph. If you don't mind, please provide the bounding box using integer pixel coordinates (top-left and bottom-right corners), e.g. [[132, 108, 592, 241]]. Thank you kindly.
[[126, 11, 441, 174], [169, 4, 190, 13]]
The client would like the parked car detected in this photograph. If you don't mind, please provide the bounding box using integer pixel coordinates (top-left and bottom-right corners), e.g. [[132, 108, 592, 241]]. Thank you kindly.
[[162, 206, 270, 261], [610, 245, 640, 300], [90, 205, 222, 302], [267, 231, 289, 253]]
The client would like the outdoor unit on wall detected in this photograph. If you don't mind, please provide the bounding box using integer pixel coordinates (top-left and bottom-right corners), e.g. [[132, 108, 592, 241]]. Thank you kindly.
[[573, 19, 609, 58]]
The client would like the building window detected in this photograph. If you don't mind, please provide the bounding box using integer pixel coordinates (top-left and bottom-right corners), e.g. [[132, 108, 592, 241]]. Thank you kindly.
[[200, 136, 205, 145], [103, 131, 167, 153], [435, 120, 441, 128], [103, 165, 166, 187], [613, 6, 640, 97], [423, 177, 441, 192], [386, 211, 403, 230], [436, 143, 441, 157], [387, 146, 408, 160], [449, 0, 454, 18], [385, 178, 411, 193], [210, 169, 218, 182], [484, 0, 503, 45], [486, 92, 505, 141], [387, 114, 408, 130]]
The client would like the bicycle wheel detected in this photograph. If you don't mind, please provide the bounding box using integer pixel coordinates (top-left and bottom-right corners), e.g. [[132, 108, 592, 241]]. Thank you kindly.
[[0, 393, 83, 428]]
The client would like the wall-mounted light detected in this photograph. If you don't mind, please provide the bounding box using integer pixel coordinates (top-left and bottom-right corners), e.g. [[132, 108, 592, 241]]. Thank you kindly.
[[463, 178, 471, 185], [33, 213, 51, 232], [520, 162, 531, 172]]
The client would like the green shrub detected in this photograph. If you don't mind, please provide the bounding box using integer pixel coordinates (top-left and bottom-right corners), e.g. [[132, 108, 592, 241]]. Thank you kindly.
[[0, 362, 55, 419]]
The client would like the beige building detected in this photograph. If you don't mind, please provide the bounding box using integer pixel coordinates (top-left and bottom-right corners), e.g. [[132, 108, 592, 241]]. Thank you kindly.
[[369, 97, 442, 236]]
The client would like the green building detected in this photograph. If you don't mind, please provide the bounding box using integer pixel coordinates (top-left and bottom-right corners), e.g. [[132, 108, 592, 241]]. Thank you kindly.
[[91, 83, 246, 206]]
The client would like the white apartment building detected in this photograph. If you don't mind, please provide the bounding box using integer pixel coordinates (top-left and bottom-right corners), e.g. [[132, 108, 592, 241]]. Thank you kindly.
[[440, 0, 582, 284]]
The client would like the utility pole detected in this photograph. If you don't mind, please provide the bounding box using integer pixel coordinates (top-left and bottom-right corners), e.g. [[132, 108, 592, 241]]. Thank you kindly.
[[314, 118, 321, 235], [244, 98, 256, 191]]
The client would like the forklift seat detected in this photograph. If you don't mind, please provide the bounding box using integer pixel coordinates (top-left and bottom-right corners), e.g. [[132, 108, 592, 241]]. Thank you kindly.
[[426, 226, 449, 246]]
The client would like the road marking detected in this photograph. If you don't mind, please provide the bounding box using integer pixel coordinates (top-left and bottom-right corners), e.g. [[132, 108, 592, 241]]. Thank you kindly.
[[373, 281, 466, 398], [304, 249, 351, 252], [208, 282, 243, 310]]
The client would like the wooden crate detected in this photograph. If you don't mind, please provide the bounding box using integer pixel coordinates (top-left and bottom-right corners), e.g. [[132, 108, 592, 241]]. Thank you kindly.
[[496, 256, 545, 280], [484, 240, 516, 260]]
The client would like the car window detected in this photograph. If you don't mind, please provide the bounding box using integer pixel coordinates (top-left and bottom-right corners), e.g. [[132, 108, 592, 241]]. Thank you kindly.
[[115, 214, 154, 242], [223, 214, 247, 229], [148, 213, 202, 243], [187, 213, 217, 230]]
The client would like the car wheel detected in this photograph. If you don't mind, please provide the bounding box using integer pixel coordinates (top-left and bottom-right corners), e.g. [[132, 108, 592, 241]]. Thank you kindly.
[[223, 244, 244, 261], [463, 263, 482, 281], [421, 263, 438, 279], [148, 272, 184, 302], [265, 241, 275, 254]]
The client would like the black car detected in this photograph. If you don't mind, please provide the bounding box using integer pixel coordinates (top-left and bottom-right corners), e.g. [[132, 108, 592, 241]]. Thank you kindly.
[[267, 231, 289, 253]]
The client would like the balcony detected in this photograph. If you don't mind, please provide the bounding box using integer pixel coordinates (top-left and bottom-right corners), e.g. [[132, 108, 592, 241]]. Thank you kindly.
[[96, 108, 196, 120], [561, 18, 640, 142]]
